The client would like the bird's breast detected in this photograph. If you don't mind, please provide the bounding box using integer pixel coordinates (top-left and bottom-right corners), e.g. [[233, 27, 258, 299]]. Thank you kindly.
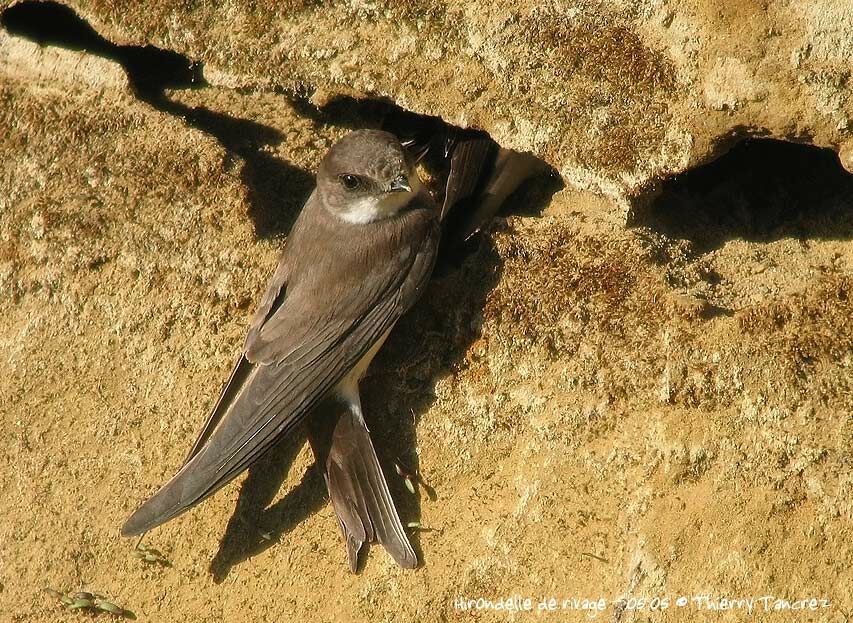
[[334, 326, 393, 407]]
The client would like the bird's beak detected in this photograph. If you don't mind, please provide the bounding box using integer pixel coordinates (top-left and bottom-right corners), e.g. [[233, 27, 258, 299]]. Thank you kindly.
[[388, 175, 412, 193]]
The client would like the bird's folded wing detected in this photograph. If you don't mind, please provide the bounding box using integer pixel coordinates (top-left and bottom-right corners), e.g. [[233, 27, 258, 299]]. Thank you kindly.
[[181, 257, 291, 467], [122, 210, 437, 536], [441, 134, 496, 222]]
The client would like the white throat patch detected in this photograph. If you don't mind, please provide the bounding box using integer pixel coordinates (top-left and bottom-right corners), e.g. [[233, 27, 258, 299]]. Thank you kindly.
[[338, 176, 423, 224]]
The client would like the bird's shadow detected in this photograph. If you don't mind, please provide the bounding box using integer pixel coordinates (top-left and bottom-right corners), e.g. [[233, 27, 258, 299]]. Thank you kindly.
[[149, 97, 315, 239], [208, 430, 327, 583], [1, 0, 314, 240]]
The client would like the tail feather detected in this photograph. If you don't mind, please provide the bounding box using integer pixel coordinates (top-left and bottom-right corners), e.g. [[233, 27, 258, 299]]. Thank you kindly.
[[309, 406, 417, 572]]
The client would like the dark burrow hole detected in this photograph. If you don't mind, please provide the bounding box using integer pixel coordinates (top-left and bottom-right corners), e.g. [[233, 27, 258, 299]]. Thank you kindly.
[[635, 139, 853, 253], [3, 0, 561, 575]]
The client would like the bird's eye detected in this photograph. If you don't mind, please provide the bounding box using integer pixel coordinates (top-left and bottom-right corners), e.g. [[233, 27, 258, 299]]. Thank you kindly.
[[340, 174, 361, 190]]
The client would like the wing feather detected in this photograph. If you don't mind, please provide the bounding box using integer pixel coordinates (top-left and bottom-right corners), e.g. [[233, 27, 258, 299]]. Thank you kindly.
[[122, 195, 438, 537], [441, 135, 496, 221]]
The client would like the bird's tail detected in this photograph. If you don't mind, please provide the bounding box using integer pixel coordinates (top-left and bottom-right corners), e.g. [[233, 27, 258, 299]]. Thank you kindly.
[[308, 406, 417, 572]]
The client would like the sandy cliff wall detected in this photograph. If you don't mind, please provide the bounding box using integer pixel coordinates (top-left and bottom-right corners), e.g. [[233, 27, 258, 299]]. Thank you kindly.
[[1, 2, 851, 622]]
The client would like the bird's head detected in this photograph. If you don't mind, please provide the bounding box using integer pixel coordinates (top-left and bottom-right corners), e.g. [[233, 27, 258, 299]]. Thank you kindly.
[[317, 129, 421, 223]]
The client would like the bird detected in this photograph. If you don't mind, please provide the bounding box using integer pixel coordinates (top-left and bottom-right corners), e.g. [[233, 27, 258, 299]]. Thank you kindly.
[[122, 129, 441, 571]]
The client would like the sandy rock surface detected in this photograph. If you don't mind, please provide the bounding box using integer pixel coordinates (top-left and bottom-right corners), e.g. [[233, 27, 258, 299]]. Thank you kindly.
[[1, 2, 852, 622], [4, 0, 853, 206]]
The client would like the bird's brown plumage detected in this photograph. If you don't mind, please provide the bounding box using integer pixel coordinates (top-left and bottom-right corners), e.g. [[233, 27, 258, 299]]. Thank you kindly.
[[122, 132, 439, 563]]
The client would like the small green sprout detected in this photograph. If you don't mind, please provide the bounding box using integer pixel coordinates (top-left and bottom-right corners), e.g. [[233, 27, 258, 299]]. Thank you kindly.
[[96, 599, 124, 614], [44, 587, 136, 619], [132, 541, 171, 566], [73, 592, 95, 601], [406, 521, 438, 533], [394, 460, 418, 494], [394, 459, 437, 499], [69, 597, 93, 609]]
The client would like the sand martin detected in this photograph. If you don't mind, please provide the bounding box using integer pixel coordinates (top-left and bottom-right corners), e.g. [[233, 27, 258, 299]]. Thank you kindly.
[[123, 129, 440, 571]]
